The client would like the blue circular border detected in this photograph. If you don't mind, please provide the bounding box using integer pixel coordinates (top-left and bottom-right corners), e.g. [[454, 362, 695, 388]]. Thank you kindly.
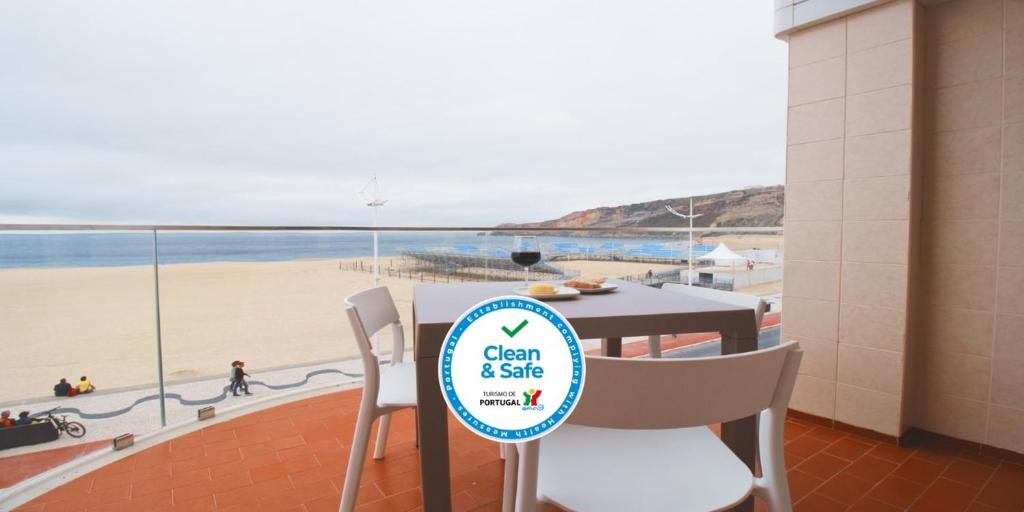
[[438, 295, 586, 442]]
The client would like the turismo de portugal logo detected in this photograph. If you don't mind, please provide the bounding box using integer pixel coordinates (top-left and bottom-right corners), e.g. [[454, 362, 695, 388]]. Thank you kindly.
[[439, 296, 586, 442]]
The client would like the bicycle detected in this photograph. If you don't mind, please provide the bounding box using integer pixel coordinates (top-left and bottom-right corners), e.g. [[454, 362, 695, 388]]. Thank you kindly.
[[40, 408, 86, 438]]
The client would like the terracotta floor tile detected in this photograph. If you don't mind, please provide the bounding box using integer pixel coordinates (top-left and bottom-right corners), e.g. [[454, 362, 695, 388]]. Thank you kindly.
[[199, 428, 236, 444], [306, 494, 345, 512], [376, 469, 423, 497], [11, 387, 1024, 512], [356, 487, 422, 512], [250, 461, 289, 483], [281, 452, 322, 474], [258, 479, 337, 510], [794, 492, 849, 512], [845, 456, 900, 484], [209, 468, 252, 493], [846, 497, 904, 512], [171, 480, 214, 503], [784, 421, 814, 442], [943, 458, 996, 488], [212, 485, 261, 508], [891, 456, 947, 486], [786, 435, 833, 460], [965, 501, 1001, 511], [815, 472, 876, 505], [868, 443, 915, 465], [131, 475, 174, 497], [796, 452, 852, 480], [288, 464, 339, 487], [352, 481, 386, 505], [908, 477, 979, 512], [787, 470, 827, 502], [959, 450, 1003, 468], [168, 444, 204, 462], [867, 475, 928, 509], [128, 462, 173, 482], [168, 466, 210, 488], [125, 488, 174, 510], [806, 427, 847, 444], [273, 434, 308, 451], [172, 493, 216, 511], [975, 462, 1024, 510], [825, 437, 876, 462], [28, 496, 87, 512], [236, 450, 281, 471], [464, 479, 503, 505]]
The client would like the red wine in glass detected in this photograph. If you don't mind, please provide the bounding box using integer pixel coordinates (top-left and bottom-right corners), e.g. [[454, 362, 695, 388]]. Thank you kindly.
[[510, 251, 541, 267], [511, 236, 540, 287]]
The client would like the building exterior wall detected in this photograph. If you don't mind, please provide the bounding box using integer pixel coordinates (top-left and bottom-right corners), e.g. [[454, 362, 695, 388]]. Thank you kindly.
[[914, 0, 1024, 454], [783, 0, 1024, 453], [783, 0, 918, 437]]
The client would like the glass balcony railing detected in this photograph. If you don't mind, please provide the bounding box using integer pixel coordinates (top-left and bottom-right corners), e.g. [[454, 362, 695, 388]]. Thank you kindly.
[[0, 224, 782, 484]]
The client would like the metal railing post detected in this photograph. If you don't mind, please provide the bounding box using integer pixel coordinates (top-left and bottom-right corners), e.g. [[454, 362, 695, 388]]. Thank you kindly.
[[152, 229, 167, 428]]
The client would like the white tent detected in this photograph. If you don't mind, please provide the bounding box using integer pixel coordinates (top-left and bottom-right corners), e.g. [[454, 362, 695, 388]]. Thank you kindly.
[[698, 243, 747, 267]]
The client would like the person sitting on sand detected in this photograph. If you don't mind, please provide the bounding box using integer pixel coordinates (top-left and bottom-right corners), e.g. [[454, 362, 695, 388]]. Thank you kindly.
[[230, 361, 252, 396], [78, 376, 96, 394], [0, 410, 13, 427], [54, 378, 72, 397], [14, 411, 33, 426]]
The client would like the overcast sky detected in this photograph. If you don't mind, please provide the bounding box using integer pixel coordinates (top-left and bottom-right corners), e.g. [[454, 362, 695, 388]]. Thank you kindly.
[[0, 1, 787, 226]]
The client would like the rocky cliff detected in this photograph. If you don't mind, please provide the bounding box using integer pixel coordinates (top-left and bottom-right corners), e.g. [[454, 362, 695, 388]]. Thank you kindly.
[[499, 185, 784, 229]]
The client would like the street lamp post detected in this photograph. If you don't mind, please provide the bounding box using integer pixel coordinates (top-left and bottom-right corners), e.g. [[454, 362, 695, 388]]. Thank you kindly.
[[360, 175, 387, 353], [665, 198, 703, 286]]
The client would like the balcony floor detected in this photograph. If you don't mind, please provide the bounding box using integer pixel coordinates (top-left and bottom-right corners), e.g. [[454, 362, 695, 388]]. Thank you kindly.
[[14, 387, 1024, 512]]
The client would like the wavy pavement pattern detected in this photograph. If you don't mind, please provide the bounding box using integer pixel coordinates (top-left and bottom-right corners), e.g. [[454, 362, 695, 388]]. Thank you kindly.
[[35, 366, 369, 421]]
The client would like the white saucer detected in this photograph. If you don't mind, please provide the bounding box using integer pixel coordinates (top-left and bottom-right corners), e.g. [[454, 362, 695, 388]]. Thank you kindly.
[[573, 283, 619, 294], [513, 286, 582, 300]]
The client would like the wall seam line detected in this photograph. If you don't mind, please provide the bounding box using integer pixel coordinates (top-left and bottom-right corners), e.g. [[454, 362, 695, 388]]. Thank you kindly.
[[982, 0, 1008, 448]]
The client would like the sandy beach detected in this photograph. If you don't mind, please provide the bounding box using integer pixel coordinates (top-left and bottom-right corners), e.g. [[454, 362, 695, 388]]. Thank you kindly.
[[0, 256, 712, 404]]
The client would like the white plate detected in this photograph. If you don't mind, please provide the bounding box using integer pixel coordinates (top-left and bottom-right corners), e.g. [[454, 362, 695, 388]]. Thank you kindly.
[[513, 286, 581, 300], [572, 283, 619, 294]]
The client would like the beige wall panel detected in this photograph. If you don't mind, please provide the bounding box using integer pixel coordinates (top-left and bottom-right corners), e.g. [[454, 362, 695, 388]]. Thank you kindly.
[[846, 130, 912, 178], [839, 303, 907, 352], [788, 139, 845, 183], [784, 260, 841, 301], [841, 262, 908, 309]]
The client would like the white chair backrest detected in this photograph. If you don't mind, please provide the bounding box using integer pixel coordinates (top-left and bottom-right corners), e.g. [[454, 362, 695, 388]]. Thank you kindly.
[[344, 287, 405, 378], [661, 282, 766, 328], [567, 341, 801, 429]]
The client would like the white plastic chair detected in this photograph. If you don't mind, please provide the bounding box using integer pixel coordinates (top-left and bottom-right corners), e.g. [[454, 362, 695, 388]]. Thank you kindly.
[[339, 286, 417, 512], [505, 341, 802, 512], [646, 283, 767, 358]]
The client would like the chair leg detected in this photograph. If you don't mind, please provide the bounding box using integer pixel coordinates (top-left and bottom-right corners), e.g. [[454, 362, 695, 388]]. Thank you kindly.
[[414, 408, 420, 448], [502, 443, 518, 512], [515, 441, 539, 512], [340, 410, 376, 512], [647, 334, 662, 358], [373, 413, 392, 460], [756, 411, 793, 512]]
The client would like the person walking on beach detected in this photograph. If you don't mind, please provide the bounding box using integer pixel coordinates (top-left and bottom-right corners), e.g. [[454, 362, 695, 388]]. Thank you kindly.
[[231, 361, 252, 396]]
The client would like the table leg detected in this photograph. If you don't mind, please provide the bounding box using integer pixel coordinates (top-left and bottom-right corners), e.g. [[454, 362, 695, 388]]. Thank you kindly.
[[721, 332, 758, 512], [416, 355, 451, 512], [601, 337, 622, 357]]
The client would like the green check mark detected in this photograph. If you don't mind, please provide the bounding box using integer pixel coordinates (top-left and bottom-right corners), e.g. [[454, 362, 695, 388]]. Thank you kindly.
[[501, 319, 529, 338]]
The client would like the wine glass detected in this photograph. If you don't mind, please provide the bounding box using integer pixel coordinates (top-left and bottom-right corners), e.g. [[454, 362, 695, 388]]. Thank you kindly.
[[511, 236, 541, 287]]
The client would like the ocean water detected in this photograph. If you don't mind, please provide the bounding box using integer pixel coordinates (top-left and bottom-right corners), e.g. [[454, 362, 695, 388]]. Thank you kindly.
[[0, 231, 688, 269]]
